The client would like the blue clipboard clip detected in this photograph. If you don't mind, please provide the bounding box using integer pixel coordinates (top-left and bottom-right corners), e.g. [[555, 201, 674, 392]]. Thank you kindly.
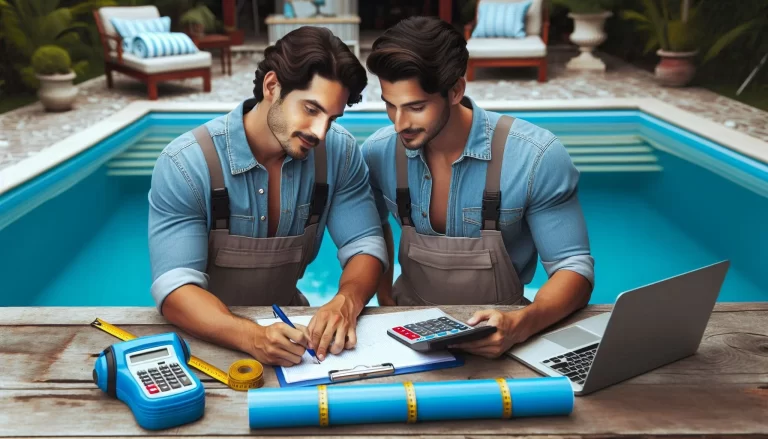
[[328, 363, 395, 383]]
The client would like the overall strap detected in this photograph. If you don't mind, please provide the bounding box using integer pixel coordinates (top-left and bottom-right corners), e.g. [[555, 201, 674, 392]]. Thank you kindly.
[[193, 125, 230, 230], [482, 115, 515, 230], [395, 136, 413, 226], [306, 141, 328, 227]]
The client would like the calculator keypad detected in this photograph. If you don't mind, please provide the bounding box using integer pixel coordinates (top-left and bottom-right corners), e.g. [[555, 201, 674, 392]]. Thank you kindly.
[[401, 317, 468, 339], [137, 362, 193, 394]]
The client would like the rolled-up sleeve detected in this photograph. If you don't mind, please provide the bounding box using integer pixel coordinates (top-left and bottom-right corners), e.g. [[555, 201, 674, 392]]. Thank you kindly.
[[526, 138, 595, 287], [148, 151, 210, 313], [326, 133, 389, 272]]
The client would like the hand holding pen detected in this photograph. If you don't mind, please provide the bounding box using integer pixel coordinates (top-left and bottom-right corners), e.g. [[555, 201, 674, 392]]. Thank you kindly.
[[272, 304, 322, 364]]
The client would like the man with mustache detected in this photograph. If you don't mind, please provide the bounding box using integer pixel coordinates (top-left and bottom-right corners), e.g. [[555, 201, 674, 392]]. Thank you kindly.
[[147, 27, 387, 366], [361, 17, 595, 359]]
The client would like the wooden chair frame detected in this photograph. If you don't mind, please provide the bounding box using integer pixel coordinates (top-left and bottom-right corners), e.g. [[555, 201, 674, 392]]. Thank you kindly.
[[464, 0, 550, 82], [93, 10, 212, 100]]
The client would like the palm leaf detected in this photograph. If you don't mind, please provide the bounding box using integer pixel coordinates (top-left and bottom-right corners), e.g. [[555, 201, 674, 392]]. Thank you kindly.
[[621, 10, 650, 23], [0, 1, 36, 58], [641, 0, 668, 50], [703, 19, 763, 63], [70, 0, 116, 18], [643, 36, 659, 54]]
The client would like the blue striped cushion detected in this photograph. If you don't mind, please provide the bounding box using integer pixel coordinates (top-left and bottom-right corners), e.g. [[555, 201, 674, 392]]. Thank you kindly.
[[471, 1, 533, 38], [132, 32, 199, 58], [110, 16, 171, 53]]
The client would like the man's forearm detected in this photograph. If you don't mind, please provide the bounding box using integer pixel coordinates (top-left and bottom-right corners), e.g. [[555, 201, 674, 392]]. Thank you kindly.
[[161, 284, 263, 355], [518, 270, 593, 339], [337, 253, 384, 316]]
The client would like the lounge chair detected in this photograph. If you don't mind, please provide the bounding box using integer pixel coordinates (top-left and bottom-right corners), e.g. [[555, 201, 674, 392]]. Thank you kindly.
[[93, 6, 212, 100], [464, 0, 550, 82]]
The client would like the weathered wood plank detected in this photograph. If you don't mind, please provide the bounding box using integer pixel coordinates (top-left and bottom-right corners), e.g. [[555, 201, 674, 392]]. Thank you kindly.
[[3, 305, 768, 437], [3, 303, 768, 325], [1, 384, 767, 437], [2, 309, 768, 389]]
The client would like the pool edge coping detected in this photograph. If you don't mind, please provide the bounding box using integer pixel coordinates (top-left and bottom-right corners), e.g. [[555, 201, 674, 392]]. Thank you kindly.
[[1, 97, 766, 196]]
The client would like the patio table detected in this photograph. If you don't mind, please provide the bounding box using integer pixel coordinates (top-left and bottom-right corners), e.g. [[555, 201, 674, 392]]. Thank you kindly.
[[2, 303, 767, 437]]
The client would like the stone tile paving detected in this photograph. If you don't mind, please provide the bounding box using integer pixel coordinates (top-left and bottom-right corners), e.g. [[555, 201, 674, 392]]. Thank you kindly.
[[1, 47, 766, 173]]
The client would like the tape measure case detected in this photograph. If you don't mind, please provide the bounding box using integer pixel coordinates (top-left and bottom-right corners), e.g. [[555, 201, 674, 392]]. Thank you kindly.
[[93, 332, 205, 430]]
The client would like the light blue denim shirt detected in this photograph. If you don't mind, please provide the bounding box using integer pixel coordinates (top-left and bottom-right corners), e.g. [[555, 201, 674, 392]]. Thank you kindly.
[[361, 97, 594, 288], [148, 98, 388, 311]]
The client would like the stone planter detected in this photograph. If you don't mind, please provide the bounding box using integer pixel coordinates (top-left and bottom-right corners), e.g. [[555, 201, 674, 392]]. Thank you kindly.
[[566, 11, 613, 71], [655, 50, 698, 87], [35, 71, 77, 112]]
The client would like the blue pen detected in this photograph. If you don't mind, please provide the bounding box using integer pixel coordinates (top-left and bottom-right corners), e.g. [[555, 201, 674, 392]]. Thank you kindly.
[[272, 304, 321, 364]]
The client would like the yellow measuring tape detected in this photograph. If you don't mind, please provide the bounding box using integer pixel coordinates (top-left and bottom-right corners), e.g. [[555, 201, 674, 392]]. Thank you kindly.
[[317, 385, 329, 427], [496, 378, 512, 419], [90, 318, 263, 391], [403, 381, 417, 423]]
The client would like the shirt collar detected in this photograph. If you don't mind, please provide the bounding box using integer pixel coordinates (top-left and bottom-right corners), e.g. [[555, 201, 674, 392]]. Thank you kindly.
[[404, 96, 491, 161], [224, 98, 260, 175]]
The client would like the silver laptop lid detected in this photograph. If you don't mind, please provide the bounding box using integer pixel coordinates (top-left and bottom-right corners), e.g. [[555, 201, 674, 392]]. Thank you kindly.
[[580, 260, 730, 395]]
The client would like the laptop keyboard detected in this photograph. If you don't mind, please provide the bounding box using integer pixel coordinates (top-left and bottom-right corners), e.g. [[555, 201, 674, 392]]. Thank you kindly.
[[542, 343, 598, 385]]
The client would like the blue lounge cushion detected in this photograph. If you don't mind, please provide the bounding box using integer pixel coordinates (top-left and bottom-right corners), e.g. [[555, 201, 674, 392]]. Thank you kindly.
[[110, 16, 171, 53], [132, 32, 200, 58], [471, 1, 533, 39]]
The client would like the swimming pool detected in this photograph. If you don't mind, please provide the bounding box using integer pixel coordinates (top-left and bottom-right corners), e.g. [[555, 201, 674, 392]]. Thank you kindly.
[[1, 102, 766, 307]]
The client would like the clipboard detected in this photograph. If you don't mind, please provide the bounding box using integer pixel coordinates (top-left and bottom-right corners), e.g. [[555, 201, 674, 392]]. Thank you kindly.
[[258, 308, 468, 388], [274, 355, 465, 388]]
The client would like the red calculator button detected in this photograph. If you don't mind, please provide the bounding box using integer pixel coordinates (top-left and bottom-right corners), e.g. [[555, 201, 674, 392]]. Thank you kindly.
[[146, 385, 159, 394], [393, 326, 405, 334], [405, 332, 420, 340]]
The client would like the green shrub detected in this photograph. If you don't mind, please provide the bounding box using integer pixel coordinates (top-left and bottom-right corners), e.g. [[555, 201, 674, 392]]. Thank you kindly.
[[31, 45, 71, 76]]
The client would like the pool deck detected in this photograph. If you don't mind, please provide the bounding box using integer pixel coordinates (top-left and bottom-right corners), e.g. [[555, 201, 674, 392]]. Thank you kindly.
[[1, 47, 767, 194], [2, 304, 767, 437]]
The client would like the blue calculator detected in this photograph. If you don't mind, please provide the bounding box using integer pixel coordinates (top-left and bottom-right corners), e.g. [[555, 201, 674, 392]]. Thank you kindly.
[[93, 332, 205, 430]]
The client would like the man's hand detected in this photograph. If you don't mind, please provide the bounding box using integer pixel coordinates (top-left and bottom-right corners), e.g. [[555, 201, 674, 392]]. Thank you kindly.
[[247, 323, 310, 367], [449, 309, 534, 359], [308, 295, 360, 361]]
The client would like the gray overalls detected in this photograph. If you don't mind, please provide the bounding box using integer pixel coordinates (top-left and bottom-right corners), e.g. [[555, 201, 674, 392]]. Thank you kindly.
[[391, 115, 530, 306], [191, 126, 327, 306]]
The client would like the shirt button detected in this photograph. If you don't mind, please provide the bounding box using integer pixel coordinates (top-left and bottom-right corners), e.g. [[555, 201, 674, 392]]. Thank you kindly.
[[424, 175, 431, 180], [258, 188, 264, 194], [422, 211, 427, 218], [260, 215, 266, 221]]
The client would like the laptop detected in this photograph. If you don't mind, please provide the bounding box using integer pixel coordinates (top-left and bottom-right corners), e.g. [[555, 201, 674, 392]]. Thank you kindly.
[[507, 260, 729, 396]]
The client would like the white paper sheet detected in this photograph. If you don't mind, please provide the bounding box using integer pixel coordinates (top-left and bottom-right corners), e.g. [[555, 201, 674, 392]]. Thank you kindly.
[[256, 308, 458, 384]]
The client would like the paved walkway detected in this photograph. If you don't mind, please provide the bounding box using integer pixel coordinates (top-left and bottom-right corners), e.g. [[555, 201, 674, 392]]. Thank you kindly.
[[1, 47, 766, 173]]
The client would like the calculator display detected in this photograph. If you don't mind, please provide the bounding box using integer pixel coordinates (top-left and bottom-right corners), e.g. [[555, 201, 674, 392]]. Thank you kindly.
[[130, 348, 169, 364]]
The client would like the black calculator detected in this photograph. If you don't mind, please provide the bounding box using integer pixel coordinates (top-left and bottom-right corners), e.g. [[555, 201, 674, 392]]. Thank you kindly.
[[387, 313, 497, 352]]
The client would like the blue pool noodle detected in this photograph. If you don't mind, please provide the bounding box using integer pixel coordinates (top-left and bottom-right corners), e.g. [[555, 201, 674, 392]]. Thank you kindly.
[[248, 377, 573, 428]]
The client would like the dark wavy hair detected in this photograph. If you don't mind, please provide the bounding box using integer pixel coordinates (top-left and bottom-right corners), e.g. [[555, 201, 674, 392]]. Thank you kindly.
[[253, 26, 367, 106], [366, 16, 468, 97]]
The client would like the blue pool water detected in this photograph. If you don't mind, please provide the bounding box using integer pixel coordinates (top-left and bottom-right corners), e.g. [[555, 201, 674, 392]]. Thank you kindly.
[[1, 109, 766, 307]]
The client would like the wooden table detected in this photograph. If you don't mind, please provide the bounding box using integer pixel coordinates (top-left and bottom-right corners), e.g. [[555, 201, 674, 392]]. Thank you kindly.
[[2, 304, 767, 437], [193, 34, 232, 76]]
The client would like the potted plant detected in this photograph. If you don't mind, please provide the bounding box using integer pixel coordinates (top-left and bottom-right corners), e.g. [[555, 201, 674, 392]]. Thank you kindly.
[[180, 4, 218, 40], [31, 45, 78, 112], [553, 0, 615, 71], [622, 0, 700, 86], [623, 0, 765, 87]]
